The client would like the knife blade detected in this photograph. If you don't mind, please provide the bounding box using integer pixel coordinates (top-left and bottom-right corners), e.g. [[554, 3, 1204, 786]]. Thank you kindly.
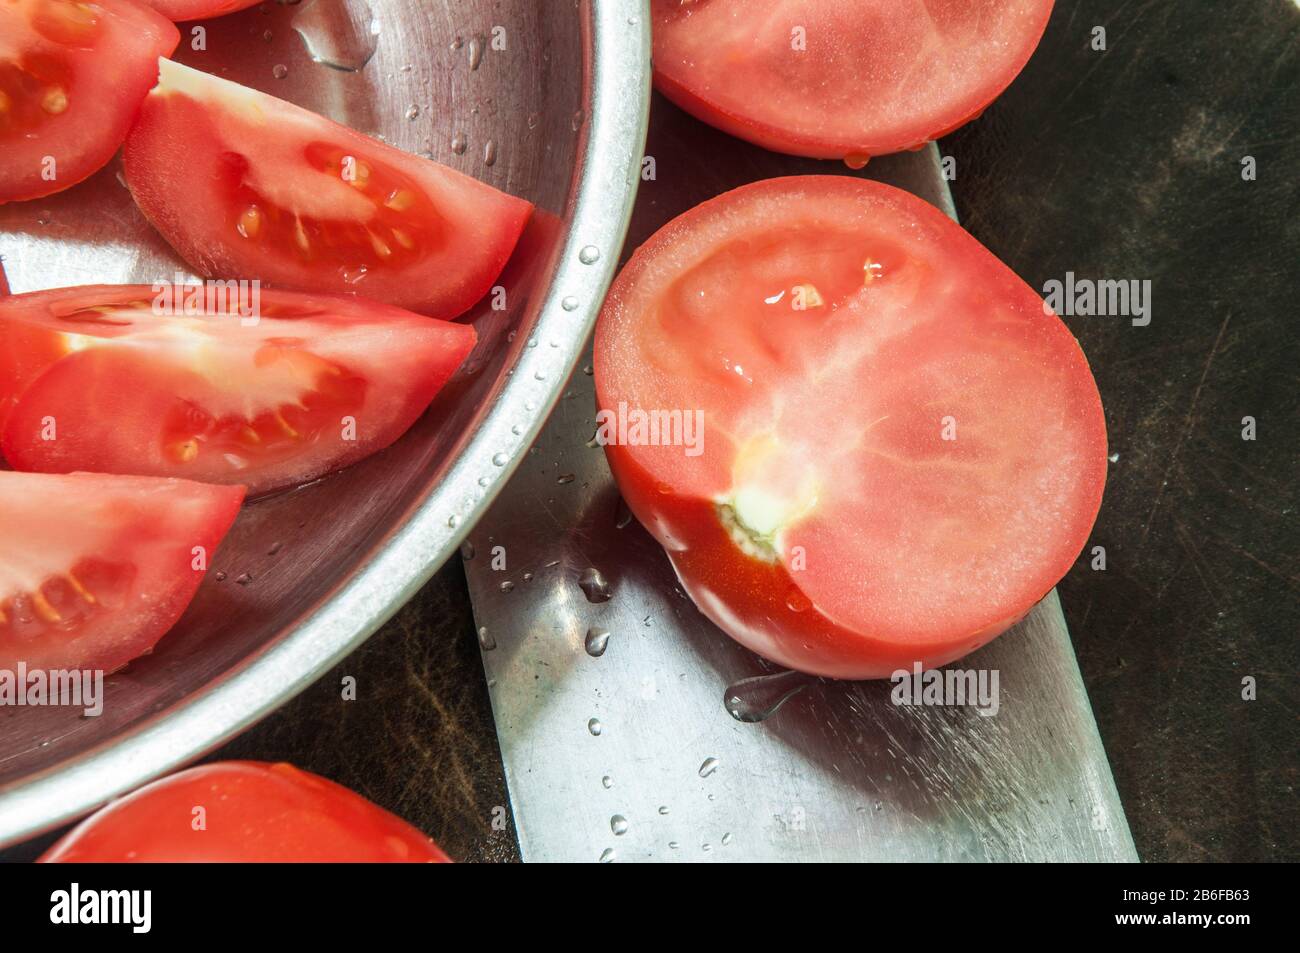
[[463, 144, 1137, 863]]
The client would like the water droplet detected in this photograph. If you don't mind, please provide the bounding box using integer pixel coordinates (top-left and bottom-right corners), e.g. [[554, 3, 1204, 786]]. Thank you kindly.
[[449, 36, 463, 51], [721, 832, 733, 846], [404, 104, 420, 120], [601, 775, 613, 789], [561, 295, 579, 311], [272, 63, 289, 79], [599, 847, 616, 863], [610, 815, 628, 836], [668, 841, 679, 850], [1108, 452, 1119, 463], [702, 842, 713, 852], [499, 580, 514, 593], [482, 138, 497, 166], [843, 152, 871, 170], [698, 757, 719, 778], [578, 567, 612, 603], [614, 500, 634, 529], [578, 245, 600, 265], [584, 627, 611, 658], [491, 451, 508, 466], [467, 34, 484, 70], [235, 572, 254, 586], [460, 541, 475, 561], [582, 364, 594, 376], [657, 805, 669, 815], [292, 0, 380, 72], [214, 571, 227, 582], [587, 717, 603, 736], [724, 670, 816, 723], [526, 112, 540, 130], [785, 588, 811, 613], [339, 263, 368, 284], [266, 541, 283, 556], [477, 626, 496, 650], [451, 132, 467, 154], [571, 109, 585, 131], [556, 473, 575, 485]]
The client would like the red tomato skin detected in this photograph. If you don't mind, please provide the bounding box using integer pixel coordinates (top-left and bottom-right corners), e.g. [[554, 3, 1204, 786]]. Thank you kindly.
[[122, 62, 533, 318], [0, 0, 179, 203], [651, 0, 1054, 160], [595, 176, 1106, 679], [0, 284, 477, 495], [0, 471, 243, 673], [140, 0, 259, 20], [39, 761, 452, 863]]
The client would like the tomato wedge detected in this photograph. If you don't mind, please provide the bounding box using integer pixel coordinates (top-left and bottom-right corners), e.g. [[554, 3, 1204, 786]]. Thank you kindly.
[[140, 0, 258, 21], [40, 761, 452, 862], [123, 59, 534, 318], [652, 0, 1054, 160], [0, 284, 476, 494], [0, 0, 178, 203], [0, 470, 243, 673], [594, 176, 1106, 679]]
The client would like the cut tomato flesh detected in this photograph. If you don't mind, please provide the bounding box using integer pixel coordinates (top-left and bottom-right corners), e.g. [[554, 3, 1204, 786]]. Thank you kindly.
[[123, 59, 533, 317], [0, 471, 243, 673], [652, 0, 1054, 159], [139, 0, 260, 21], [0, 285, 476, 494], [595, 176, 1106, 679], [0, 0, 178, 203]]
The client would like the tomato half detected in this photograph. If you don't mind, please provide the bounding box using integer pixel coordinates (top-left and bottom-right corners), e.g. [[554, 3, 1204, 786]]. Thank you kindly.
[[0, 470, 243, 673], [0, 284, 476, 494], [123, 59, 534, 318], [594, 176, 1106, 679], [39, 761, 452, 862], [140, 0, 258, 21], [0, 0, 178, 203], [652, 0, 1054, 160]]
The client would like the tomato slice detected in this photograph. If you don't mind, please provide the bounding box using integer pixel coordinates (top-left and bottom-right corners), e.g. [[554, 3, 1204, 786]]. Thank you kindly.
[[122, 59, 534, 318], [594, 176, 1106, 679], [0, 284, 476, 494], [652, 0, 1054, 160], [39, 761, 452, 862], [0, 0, 178, 203], [139, 0, 259, 21], [0, 470, 243, 673]]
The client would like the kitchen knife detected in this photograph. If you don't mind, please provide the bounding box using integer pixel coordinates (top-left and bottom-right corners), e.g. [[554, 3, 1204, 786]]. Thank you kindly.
[[463, 144, 1138, 863]]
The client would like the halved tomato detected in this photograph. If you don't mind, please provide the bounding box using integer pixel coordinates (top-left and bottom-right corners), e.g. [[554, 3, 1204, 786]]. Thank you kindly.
[[140, 0, 258, 21], [39, 761, 452, 862], [0, 470, 243, 673], [123, 59, 534, 318], [0, 0, 178, 203], [0, 284, 476, 494], [594, 176, 1106, 679], [652, 0, 1054, 160]]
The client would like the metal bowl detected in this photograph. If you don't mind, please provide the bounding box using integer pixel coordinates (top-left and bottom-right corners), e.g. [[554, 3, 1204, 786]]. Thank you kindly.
[[0, 0, 649, 845]]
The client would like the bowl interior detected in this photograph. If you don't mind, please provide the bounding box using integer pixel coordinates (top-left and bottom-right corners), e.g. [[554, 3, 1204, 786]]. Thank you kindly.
[[0, 2, 585, 790]]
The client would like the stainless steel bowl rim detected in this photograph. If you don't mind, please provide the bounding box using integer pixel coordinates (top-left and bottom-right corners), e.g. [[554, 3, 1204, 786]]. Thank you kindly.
[[0, 0, 651, 846]]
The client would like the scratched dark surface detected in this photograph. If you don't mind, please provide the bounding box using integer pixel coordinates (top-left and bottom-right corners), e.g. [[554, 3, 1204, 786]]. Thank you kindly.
[[5, 0, 1297, 863]]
